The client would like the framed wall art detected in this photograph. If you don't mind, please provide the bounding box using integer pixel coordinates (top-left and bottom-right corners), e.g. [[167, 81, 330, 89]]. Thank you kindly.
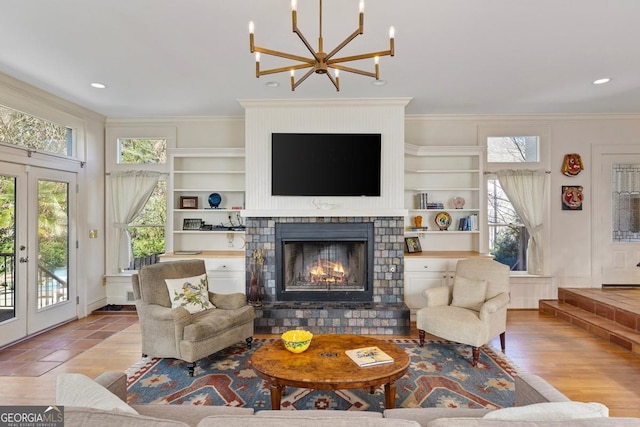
[[183, 218, 203, 230], [180, 196, 198, 209], [405, 236, 422, 253], [562, 186, 584, 210]]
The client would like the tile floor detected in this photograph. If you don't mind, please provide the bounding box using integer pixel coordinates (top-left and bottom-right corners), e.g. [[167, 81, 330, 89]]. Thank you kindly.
[[0, 313, 138, 377]]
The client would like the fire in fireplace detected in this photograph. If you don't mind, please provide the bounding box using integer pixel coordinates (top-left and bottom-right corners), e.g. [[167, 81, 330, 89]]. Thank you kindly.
[[275, 223, 374, 302], [284, 240, 365, 291]]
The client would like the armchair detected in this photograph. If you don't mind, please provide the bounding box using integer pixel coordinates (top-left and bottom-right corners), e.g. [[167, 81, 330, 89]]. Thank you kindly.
[[416, 257, 510, 367], [132, 259, 255, 376]]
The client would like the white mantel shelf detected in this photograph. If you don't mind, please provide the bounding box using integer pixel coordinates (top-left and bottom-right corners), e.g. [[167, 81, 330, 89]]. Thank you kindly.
[[242, 209, 408, 218]]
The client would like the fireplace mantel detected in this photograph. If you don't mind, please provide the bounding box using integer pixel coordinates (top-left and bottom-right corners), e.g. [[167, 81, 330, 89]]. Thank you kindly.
[[242, 208, 408, 218]]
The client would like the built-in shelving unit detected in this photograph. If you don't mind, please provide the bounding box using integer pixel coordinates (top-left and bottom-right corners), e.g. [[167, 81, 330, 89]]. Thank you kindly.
[[404, 145, 486, 253], [167, 148, 246, 254]]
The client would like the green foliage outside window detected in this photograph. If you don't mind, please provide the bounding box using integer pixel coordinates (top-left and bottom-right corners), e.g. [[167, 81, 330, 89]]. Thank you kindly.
[[0, 104, 70, 154], [118, 138, 167, 260], [129, 180, 166, 258], [118, 139, 166, 164]]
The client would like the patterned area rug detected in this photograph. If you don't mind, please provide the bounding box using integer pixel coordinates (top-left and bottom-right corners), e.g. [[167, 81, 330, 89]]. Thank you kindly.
[[126, 338, 517, 412]]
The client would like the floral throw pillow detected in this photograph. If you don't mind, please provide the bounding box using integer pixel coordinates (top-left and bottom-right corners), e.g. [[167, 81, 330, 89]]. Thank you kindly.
[[164, 273, 213, 314]]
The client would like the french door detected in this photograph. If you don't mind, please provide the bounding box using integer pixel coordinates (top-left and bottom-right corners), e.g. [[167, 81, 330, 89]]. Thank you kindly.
[[0, 161, 77, 347]]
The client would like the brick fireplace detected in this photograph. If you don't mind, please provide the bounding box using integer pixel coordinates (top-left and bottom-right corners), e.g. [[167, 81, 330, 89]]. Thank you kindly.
[[245, 216, 410, 335]]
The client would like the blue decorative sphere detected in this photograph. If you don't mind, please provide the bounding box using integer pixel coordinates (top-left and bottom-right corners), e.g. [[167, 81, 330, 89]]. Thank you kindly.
[[208, 192, 222, 208]]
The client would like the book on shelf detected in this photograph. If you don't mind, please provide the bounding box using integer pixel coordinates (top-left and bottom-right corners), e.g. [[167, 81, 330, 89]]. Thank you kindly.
[[345, 346, 394, 367]]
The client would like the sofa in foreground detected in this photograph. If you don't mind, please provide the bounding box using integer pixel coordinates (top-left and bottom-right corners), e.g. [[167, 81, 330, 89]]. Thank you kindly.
[[56, 371, 640, 427]]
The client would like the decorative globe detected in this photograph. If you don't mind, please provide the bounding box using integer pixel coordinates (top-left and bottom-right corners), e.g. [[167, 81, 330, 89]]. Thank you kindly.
[[281, 330, 313, 353], [208, 192, 222, 208]]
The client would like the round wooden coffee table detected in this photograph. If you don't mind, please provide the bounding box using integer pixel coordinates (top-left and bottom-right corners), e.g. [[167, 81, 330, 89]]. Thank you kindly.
[[250, 334, 410, 409]]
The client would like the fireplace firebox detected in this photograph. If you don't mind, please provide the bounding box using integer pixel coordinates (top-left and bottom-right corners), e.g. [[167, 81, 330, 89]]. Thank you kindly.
[[275, 223, 374, 302]]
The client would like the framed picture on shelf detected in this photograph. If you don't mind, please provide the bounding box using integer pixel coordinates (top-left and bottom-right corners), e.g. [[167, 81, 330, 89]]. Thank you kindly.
[[183, 218, 203, 230], [180, 196, 198, 209], [405, 237, 422, 253]]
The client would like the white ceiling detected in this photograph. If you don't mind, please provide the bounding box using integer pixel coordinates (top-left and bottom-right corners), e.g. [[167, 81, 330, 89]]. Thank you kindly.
[[1, 0, 640, 118]]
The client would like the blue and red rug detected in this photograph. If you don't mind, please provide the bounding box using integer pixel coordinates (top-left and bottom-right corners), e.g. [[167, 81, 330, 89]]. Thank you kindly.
[[126, 338, 517, 412]]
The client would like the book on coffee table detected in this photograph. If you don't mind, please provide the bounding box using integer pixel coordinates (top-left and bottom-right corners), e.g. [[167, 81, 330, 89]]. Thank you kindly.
[[345, 346, 394, 367]]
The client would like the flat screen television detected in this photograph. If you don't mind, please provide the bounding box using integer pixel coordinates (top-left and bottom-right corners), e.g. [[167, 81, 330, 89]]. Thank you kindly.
[[271, 133, 381, 197]]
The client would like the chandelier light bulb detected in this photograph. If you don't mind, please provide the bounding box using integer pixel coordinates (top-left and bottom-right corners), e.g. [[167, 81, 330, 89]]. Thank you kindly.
[[359, 0, 364, 13], [255, 53, 260, 62], [389, 26, 395, 39], [249, 21, 254, 34], [374, 56, 379, 65], [335, 69, 340, 78], [291, 0, 297, 11]]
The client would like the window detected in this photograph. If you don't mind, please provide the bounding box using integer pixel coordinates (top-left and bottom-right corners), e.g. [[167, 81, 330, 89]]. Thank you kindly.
[[487, 178, 527, 271], [116, 138, 167, 268], [487, 136, 539, 163], [0, 104, 72, 155], [486, 135, 541, 272], [117, 138, 166, 164], [612, 164, 640, 242], [127, 179, 166, 269], [106, 130, 174, 273]]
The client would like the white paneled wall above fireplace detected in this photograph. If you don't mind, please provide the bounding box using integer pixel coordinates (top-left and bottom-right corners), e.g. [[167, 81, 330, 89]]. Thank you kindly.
[[239, 98, 411, 217]]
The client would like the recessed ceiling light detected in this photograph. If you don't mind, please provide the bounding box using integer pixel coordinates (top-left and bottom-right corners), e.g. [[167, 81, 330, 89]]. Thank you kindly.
[[593, 78, 611, 85], [90, 82, 107, 89], [265, 81, 280, 88], [371, 80, 387, 86]]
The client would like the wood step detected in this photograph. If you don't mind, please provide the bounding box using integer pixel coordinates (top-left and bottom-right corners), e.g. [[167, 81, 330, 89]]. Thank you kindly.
[[539, 299, 640, 357]]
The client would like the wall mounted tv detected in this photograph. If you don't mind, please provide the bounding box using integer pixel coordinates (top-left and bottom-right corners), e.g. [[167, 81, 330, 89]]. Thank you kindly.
[[271, 133, 381, 197]]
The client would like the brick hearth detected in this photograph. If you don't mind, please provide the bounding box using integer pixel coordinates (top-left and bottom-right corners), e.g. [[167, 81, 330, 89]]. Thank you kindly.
[[253, 301, 410, 335]]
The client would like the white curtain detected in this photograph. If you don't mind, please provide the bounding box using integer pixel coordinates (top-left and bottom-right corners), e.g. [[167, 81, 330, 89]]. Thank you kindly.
[[110, 171, 163, 270], [496, 169, 547, 275]]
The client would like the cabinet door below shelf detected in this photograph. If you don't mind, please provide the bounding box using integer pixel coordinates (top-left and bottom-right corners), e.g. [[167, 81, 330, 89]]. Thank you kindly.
[[404, 258, 452, 320], [205, 258, 245, 295]]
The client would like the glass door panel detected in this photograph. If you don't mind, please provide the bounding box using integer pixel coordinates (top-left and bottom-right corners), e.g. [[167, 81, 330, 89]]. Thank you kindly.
[[0, 175, 16, 322], [0, 164, 27, 347], [28, 168, 76, 334], [37, 179, 69, 309]]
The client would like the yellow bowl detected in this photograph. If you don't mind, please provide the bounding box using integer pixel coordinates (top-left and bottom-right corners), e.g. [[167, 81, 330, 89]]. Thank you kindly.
[[281, 330, 313, 353]]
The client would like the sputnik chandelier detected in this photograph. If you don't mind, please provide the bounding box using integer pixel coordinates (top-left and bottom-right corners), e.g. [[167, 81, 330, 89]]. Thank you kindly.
[[249, 0, 395, 91]]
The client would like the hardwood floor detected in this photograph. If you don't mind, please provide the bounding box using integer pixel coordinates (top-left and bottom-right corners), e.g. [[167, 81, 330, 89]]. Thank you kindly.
[[0, 309, 639, 417]]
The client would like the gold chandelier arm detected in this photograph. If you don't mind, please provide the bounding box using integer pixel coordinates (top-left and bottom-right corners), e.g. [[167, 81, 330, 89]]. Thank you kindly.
[[293, 26, 320, 61], [258, 62, 313, 77], [326, 71, 340, 91], [292, 5, 321, 61], [327, 49, 393, 65], [325, 27, 362, 62], [252, 46, 315, 65], [330, 64, 376, 79], [291, 68, 316, 91]]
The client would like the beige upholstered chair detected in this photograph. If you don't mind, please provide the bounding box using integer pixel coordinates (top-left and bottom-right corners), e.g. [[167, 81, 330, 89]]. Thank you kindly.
[[416, 258, 510, 367], [132, 259, 255, 376]]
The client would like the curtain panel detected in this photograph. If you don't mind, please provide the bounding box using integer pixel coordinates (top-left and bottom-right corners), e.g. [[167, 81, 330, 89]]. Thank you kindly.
[[110, 171, 163, 270], [496, 169, 547, 275]]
